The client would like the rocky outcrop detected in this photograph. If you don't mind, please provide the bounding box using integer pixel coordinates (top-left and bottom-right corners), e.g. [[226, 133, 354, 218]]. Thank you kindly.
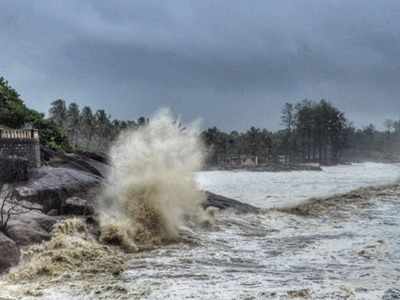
[[0, 148, 264, 276], [13, 162, 258, 215], [15, 167, 102, 212], [41, 146, 110, 178], [61, 197, 94, 215], [0, 232, 20, 273], [205, 191, 259, 213], [6, 211, 58, 246]]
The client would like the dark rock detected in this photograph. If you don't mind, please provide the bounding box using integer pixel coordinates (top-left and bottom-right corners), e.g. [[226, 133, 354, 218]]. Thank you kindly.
[[41, 146, 110, 178], [75, 150, 110, 165], [6, 223, 51, 246], [6, 211, 58, 246], [47, 209, 59, 216], [61, 197, 94, 215], [0, 232, 20, 273], [204, 191, 259, 214], [15, 166, 102, 212]]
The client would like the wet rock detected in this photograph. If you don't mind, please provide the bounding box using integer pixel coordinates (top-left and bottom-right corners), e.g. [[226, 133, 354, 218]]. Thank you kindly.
[[6, 224, 50, 247], [0, 232, 20, 273], [204, 191, 259, 213], [6, 211, 58, 246], [383, 288, 400, 300], [61, 197, 94, 215], [47, 209, 59, 216], [15, 167, 102, 212], [41, 146, 110, 178]]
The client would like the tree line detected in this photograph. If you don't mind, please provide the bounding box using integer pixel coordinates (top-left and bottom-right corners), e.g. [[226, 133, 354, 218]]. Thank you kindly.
[[202, 100, 400, 165], [0, 77, 68, 150], [2, 76, 400, 164], [1, 76, 147, 152], [48, 99, 148, 152]]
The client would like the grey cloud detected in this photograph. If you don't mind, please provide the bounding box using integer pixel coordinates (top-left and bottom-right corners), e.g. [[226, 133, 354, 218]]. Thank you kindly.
[[1, 0, 400, 130]]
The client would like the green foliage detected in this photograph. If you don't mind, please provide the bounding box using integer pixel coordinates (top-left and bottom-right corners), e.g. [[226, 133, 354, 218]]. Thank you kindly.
[[0, 77, 31, 128], [48, 100, 140, 152], [3, 75, 398, 162], [0, 76, 69, 150], [32, 118, 71, 151], [48, 99, 67, 128], [202, 99, 349, 166], [291, 99, 349, 164], [201, 126, 273, 165]]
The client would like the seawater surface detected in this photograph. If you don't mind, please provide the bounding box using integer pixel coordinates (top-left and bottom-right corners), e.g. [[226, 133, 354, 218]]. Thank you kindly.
[[2, 162, 400, 299], [196, 162, 400, 208]]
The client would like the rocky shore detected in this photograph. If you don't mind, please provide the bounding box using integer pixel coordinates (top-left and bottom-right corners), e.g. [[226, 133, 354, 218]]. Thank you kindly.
[[0, 150, 260, 274]]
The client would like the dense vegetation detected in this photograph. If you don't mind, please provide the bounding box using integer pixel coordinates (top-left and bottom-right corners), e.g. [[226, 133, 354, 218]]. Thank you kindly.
[[0, 77, 69, 150], [1, 76, 400, 164], [202, 100, 400, 165], [202, 99, 350, 166], [48, 99, 147, 152], [0, 77, 147, 152]]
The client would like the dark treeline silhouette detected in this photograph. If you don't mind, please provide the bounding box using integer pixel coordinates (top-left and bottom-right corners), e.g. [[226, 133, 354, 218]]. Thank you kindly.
[[201, 127, 273, 166], [202, 100, 400, 166], [2, 76, 399, 164], [1, 76, 147, 152], [345, 121, 400, 162], [48, 99, 148, 152]]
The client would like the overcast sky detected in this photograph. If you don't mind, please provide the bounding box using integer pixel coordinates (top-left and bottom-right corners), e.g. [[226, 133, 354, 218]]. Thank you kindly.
[[1, 1, 400, 130]]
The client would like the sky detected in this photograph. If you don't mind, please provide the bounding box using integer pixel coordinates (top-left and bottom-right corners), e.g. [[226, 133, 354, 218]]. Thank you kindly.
[[1, 0, 400, 131]]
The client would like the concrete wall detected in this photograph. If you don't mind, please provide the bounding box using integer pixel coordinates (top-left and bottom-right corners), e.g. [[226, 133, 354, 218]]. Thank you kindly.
[[0, 129, 41, 168]]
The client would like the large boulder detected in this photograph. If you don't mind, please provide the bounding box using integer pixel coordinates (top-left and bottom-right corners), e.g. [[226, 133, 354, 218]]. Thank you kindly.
[[0, 232, 20, 273], [204, 191, 259, 213], [41, 147, 110, 178], [15, 167, 102, 212], [61, 197, 94, 215], [6, 211, 58, 246]]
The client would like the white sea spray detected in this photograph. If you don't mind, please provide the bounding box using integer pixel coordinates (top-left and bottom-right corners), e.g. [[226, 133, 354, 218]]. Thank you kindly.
[[98, 109, 211, 250]]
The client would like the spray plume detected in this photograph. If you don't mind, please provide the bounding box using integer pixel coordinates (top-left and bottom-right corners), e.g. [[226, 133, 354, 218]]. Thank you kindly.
[[99, 109, 209, 251]]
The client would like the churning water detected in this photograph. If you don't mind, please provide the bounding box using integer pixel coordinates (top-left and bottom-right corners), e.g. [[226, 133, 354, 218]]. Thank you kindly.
[[196, 162, 400, 209], [1, 162, 399, 299]]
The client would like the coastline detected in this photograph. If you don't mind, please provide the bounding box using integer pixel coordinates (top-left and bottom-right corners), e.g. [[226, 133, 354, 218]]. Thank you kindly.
[[203, 163, 322, 172]]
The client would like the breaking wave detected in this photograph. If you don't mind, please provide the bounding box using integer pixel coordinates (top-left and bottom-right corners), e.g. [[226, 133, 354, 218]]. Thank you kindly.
[[9, 218, 126, 281], [98, 109, 212, 251]]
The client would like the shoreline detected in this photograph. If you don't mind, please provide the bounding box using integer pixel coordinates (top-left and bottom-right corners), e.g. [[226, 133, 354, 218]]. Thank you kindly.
[[277, 182, 400, 217], [1, 177, 399, 298], [203, 163, 322, 172]]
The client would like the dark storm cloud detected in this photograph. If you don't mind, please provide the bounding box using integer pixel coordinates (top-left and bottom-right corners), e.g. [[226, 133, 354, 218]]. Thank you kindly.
[[1, 0, 400, 130]]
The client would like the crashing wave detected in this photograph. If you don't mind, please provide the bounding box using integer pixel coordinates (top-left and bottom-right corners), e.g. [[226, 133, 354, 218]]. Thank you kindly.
[[98, 109, 213, 251]]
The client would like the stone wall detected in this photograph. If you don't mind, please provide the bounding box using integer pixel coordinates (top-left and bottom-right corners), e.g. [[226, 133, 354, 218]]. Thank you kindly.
[[0, 129, 40, 168]]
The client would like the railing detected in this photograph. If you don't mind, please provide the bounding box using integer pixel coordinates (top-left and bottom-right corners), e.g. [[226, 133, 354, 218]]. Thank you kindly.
[[0, 129, 39, 140]]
